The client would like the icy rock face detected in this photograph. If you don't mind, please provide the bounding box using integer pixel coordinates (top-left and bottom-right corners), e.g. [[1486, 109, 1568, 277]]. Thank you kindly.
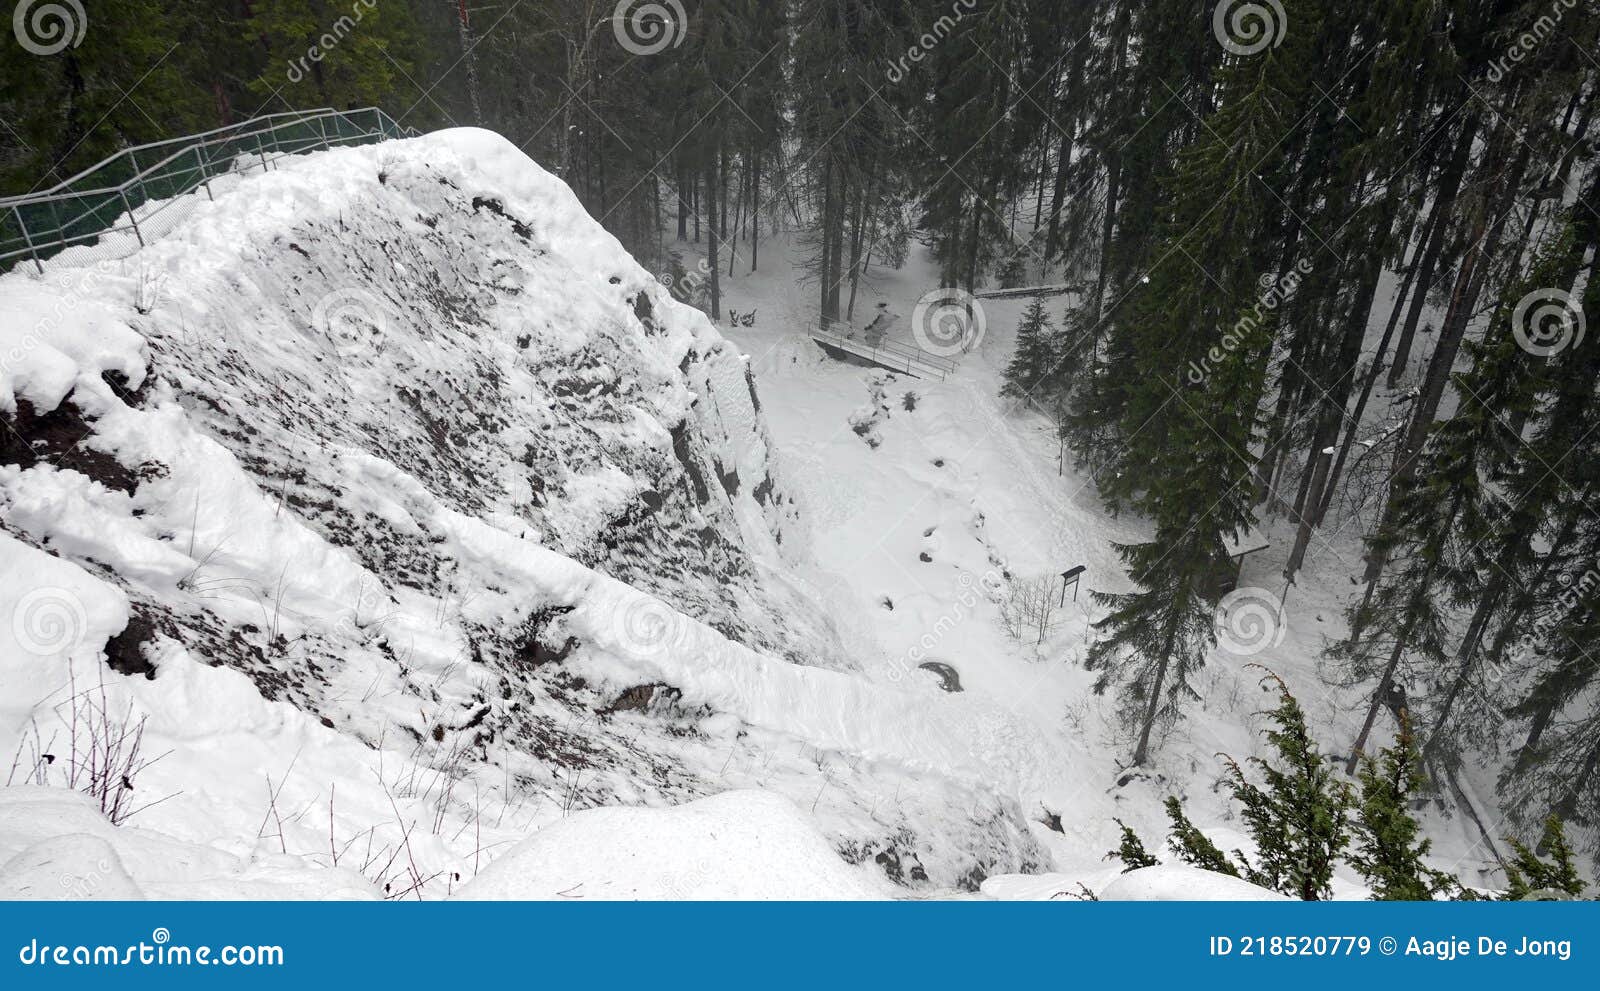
[[0, 130, 1048, 893]]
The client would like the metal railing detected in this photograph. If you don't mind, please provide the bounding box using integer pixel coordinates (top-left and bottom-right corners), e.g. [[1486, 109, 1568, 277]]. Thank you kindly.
[[810, 319, 958, 381], [1, 107, 418, 273]]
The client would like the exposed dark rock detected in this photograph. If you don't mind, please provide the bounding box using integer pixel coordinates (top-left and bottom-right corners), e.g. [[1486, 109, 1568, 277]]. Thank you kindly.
[[103, 613, 159, 680], [2, 399, 142, 495], [469, 196, 534, 241], [917, 661, 962, 693], [514, 606, 578, 670], [603, 682, 680, 715]]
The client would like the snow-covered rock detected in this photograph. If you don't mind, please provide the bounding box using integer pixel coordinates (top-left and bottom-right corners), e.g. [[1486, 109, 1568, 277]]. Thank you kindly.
[[0, 129, 1050, 895], [457, 790, 889, 900]]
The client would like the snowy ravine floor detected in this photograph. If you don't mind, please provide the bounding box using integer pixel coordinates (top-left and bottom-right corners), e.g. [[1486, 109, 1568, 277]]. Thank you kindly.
[[0, 129, 1502, 901], [707, 229, 1513, 897]]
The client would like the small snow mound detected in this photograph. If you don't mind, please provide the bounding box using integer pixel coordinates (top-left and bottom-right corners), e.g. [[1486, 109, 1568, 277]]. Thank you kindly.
[[1098, 864, 1289, 901], [456, 790, 889, 900], [0, 833, 144, 900]]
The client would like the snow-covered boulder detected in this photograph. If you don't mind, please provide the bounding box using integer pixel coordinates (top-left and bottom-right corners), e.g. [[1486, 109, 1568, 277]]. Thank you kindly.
[[0, 129, 1051, 895]]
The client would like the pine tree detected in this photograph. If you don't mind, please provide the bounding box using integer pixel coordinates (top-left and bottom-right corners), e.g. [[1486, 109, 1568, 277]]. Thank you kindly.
[[1107, 819, 1159, 873], [1349, 724, 1455, 900], [999, 300, 1058, 404], [1076, 0, 1320, 764], [911, 0, 1029, 290], [1084, 528, 1219, 766], [245, 0, 424, 114], [1503, 818, 1588, 901], [1223, 674, 1350, 900], [1163, 797, 1240, 877]]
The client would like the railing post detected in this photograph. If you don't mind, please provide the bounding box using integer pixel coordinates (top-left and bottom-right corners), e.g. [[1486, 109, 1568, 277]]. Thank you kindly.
[[255, 133, 271, 173], [48, 200, 66, 249], [13, 205, 44, 275], [118, 189, 144, 247], [194, 145, 213, 200]]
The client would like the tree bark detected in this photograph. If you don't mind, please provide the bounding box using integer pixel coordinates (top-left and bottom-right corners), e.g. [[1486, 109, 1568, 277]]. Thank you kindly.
[[1386, 112, 1480, 389]]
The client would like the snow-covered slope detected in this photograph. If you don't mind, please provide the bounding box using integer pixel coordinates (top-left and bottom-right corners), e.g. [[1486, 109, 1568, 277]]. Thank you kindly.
[[0, 129, 1050, 897], [456, 790, 891, 900]]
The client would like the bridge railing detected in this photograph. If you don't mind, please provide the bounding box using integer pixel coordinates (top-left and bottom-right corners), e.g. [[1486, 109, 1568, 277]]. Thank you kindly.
[[1, 107, 417, 273], [810, 321, 956, 381], [814, 315, 959, 374]]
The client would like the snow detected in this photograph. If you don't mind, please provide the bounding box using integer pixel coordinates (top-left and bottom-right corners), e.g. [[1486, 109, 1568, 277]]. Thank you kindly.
[[0, 788, 375, 900], [457, 790, 890, 900], [1099, 865, 1291, 902], [0, 123, 1506, 901], [0, 128, 1044, 899]]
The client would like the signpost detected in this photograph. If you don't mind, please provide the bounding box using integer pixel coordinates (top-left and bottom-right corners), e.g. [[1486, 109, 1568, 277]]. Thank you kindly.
[[1060, 565, 1085, 606]]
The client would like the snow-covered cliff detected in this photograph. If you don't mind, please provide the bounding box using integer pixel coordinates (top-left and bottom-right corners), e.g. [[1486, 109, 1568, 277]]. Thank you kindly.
[[0, 130, 1047, 897]]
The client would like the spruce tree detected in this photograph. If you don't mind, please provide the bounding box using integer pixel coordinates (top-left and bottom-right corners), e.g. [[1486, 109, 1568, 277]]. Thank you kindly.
[[1164, 797, 1240, 877], [1078, 0, 1319, 764], [1503, 818, 1588, 900], [1349, 724, 1455, 900], [1108, 819, 1159, 873], [1223, 674, 1350, 900], [245, 0, 424, 116], [1000, 299, 1058, 404]]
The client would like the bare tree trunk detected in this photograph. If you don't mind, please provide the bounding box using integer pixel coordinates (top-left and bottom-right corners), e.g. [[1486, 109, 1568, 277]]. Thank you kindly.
[[1363, 136, 1528, 587], [750, 152, 761, 272], [1317, 203, 1436, 522], [1347, 632, 1408, 774], [1133, 607, 1182, 767], [706, 155, 720, 321], [1386, 113, 1480, 389]]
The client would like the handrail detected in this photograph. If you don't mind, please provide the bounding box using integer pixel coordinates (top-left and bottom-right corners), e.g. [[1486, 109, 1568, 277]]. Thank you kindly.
[[809, 327, 951, 382], [2, 107, 418, 273], [0, 108, 398, 204], [815, 315, 959, 372]]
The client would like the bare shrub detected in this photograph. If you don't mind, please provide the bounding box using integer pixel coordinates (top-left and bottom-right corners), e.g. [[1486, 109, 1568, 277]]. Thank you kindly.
[[6, 667, 173, 825], [997, 575, 1062, 647]]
